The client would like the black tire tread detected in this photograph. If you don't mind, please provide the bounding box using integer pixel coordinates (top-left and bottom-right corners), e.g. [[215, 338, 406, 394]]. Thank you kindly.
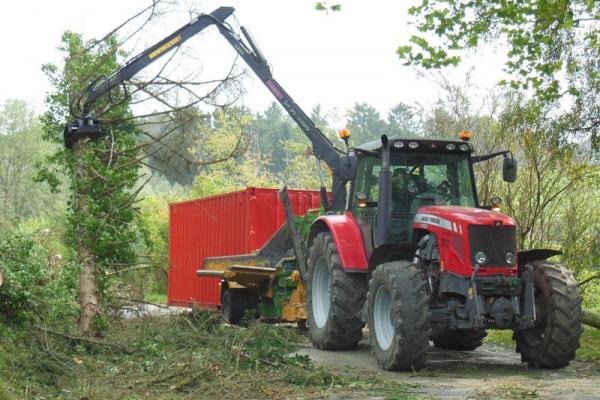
[[221, 289, 252, 325], [516, 261, 582, 368], [368, 262, 431, 370], [307, 232, 367, 350]]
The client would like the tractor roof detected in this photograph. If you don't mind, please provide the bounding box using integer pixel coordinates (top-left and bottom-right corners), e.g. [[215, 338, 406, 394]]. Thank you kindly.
[[355, 137, 474, 154]]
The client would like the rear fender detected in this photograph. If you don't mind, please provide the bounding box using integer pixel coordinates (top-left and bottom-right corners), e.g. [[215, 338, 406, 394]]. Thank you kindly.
[[308, 212, 368, 272]]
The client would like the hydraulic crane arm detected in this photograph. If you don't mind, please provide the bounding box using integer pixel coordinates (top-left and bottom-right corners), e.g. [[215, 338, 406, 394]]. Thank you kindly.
[[214, 25, 345, 174], [82, 7, 237, 111], [64, 6, 356, 211], [64, 7, 235, 148], [211, 14, 357, 211]]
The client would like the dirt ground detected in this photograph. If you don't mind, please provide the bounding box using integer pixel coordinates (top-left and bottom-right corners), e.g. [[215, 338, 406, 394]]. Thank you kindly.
[[298, 340, 600, 400]]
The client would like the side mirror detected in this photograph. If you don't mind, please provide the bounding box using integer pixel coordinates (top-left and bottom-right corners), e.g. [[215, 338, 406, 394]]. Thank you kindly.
[[503, 156, 517, 183]]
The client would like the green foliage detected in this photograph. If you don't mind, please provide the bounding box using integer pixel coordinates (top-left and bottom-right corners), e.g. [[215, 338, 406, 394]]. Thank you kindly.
[[315, 2, 342, 12], [138, 108, 236, 186], [0, 313, 418, 399], [580, 278, 600, 311], [135, 192, 182, 295], [38, 31, 142, 330], [401, 0, 600, 146], [0, 233, 78, 325], [0, 100, 63, 227], [577, 326, 600, 363], [191, 107, 277, 197], [189, 104, 341, 197], [346, 102, 388, 143], [0, 234, 48, 322], [387, 102, 422, 137]]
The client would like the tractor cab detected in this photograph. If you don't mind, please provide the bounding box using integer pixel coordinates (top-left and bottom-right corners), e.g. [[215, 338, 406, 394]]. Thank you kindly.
[[351, 137, 479, 249]]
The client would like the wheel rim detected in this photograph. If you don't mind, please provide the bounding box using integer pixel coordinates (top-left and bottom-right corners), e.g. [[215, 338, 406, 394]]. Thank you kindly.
[[374, 285, 394, 351], [312, 257, 331, 328]]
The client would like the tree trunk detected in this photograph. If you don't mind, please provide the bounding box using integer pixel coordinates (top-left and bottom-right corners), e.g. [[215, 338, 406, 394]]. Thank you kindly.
[[78, 245, 100, 336], [73, 141, 100, 337], [583, 309, 600, 330]]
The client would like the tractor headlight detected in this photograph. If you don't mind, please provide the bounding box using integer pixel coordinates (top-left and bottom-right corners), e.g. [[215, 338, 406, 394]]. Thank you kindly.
[[446, 143, 457, 151], [506, 252, 515, 265], [408, 141, 419, 149], [474, 251, 487, 265], [459, 143, 470, 151]]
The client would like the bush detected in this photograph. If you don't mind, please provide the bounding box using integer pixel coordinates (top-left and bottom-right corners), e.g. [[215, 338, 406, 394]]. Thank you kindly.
[[0, 233, 78, 325], [0, 235, 48, 322]]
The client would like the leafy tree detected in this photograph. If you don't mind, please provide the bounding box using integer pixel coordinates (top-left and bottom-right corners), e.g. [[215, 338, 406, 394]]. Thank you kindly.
[[0, 100, 61, 226], [345, 102, 387, 144], [499, 97, 598, 257], [139, 105, 250, 186], [249, 102, 300, 174], [191, 108, 273, 197], [39, 32, 140, 336], [399, 0, 600, 146], [387, 102, 422, 137], [138, 109, 209, 186]]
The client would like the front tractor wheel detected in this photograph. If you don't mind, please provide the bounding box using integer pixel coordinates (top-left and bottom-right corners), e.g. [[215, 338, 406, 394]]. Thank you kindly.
[[307, 232, 367, 350], [516, 261, 582, 368], [368, 261, 431, 370]]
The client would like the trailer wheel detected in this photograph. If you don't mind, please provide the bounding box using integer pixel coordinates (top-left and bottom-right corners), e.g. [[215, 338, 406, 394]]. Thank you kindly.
[[432, 329, 487, 351], [307, 232, 367, 350], [368, 261, 431, 370], [515, 260, 582, 368], [221, 288, 252, 325]]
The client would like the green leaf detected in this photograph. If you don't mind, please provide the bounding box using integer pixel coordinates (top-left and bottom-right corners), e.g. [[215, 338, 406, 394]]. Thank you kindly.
[[315, 2, 327, 11], [330, 4, 342, 12]]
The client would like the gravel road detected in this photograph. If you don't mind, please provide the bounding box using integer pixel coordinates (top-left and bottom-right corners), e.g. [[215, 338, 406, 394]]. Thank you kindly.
[[298, 341, 600, 399]]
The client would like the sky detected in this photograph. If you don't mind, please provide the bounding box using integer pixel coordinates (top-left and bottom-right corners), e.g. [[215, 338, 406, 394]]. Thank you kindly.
[[0, 0, 507, 123]]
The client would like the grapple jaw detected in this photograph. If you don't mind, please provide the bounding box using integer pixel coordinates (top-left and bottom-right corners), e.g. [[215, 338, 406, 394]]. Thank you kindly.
[[63, 118, 104, 149]]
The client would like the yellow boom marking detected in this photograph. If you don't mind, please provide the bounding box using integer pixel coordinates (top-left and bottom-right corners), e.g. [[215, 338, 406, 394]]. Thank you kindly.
[[149, 35, 182, 59]]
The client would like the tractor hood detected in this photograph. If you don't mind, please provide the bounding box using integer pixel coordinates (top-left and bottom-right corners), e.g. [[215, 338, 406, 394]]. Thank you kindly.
[[414, 205, 516, 229]]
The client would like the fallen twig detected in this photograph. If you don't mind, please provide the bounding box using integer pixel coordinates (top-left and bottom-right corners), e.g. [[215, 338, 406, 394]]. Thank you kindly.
[[36, 324, 131, 352]]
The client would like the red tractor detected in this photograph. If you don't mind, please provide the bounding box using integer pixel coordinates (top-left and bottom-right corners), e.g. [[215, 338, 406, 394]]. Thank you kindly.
[[64, 6, 582, 370], [305, 134, 582, 370]]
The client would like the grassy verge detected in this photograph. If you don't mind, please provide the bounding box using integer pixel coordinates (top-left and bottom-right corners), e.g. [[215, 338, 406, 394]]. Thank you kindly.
[[143, 293, 167, 304], [577, 327, 600, 362], [0, 312, 422, 400], [485, 327, 600, 363]]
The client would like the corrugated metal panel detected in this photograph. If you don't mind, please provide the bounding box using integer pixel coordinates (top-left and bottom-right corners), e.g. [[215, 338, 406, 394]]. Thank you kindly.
[[168, 187, 321, 308]]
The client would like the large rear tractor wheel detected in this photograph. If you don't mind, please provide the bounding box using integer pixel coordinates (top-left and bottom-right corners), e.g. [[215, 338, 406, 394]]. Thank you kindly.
[[307, 232, 367, 350], [432, 329, 487, 351], [367, 261, 431, 370], [515, 261, 582, 368]]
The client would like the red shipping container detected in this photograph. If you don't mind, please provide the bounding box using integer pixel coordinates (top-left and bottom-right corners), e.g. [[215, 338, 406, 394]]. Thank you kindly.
[[168, 187, 322, 308]]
